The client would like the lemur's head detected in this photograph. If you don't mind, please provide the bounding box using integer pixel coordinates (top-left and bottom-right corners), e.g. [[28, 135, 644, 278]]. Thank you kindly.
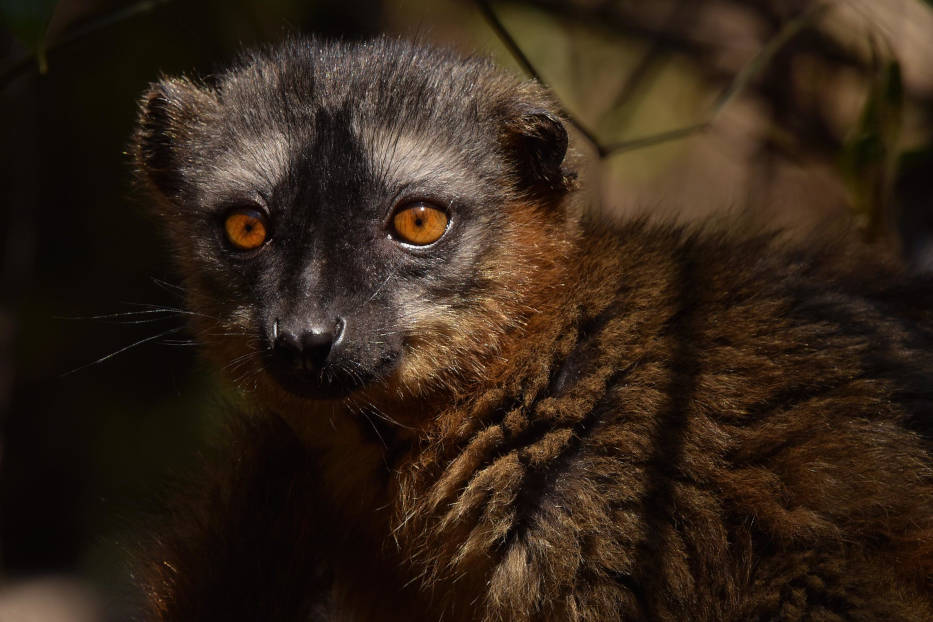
[[134, 37, 578, 405]]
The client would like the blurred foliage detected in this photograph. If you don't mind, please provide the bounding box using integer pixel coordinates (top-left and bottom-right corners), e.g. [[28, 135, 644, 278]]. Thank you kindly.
[[0, 0, 57, 71]]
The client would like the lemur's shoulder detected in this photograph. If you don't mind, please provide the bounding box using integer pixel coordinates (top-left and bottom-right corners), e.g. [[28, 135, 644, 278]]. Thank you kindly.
[[398, 224, 933, 621]]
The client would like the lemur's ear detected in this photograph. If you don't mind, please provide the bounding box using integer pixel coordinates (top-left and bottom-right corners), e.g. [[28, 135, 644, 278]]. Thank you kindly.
[[134, 77, 216, 199], [501, 107, 573, 199]]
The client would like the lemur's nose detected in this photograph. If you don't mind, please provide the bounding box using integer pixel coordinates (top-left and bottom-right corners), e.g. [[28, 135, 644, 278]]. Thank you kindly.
[[272, 318, 345, 372]]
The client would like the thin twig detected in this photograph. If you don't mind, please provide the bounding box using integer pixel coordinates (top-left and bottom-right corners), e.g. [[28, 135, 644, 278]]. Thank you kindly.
[[598, 2, 831, 156], [713, 4, 830, 120], [601, 122, 711, 156], [475, 0, 608, 156], [477, 0, 830, 158], [0, 0, 174, 90], [606, 0, 696, 117]]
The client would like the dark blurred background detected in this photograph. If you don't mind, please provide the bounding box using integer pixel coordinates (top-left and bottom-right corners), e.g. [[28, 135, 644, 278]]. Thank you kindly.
[[1, 0, 931, 619]]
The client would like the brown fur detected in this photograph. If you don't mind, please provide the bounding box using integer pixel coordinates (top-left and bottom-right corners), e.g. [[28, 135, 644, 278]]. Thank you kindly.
[[131, 38, 933, 622], [137, 218, 933, 621]]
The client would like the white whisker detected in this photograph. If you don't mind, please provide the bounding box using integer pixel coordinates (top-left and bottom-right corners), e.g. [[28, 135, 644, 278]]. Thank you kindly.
[[61, 326, 186, 377]]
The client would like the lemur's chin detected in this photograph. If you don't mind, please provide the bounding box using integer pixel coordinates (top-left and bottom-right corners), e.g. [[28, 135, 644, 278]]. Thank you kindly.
[[265, 364, 370, 400]]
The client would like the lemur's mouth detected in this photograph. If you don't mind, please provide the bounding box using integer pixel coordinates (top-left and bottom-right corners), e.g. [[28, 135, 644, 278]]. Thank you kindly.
[[263, 357, 370, 399], [260, 317, 371, 398]]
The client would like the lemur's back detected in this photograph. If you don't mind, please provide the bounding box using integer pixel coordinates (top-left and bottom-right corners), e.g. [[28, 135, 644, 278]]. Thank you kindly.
[[132, 37, 933, 621]]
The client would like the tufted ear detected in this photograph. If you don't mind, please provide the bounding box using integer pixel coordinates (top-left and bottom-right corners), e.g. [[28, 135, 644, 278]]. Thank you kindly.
[[500, 106, 573, 200], [134, 76, 216, 200]]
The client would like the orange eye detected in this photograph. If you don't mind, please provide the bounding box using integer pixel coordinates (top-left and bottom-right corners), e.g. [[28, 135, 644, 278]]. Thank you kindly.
[[224, 208, 268, 251], [391, 202, 448, 246]]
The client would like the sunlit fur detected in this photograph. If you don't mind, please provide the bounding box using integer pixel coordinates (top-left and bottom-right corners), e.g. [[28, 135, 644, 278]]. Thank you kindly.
[[132, 36, 932, 621]]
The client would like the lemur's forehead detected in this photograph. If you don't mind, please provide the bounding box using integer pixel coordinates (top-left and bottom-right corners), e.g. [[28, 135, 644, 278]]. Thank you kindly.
[[357, 123, 497, 196], [203, 97, 498, 209], [208, 126, 492, 208], [206, 129, 291, 199], [194, 41, 513, 207]]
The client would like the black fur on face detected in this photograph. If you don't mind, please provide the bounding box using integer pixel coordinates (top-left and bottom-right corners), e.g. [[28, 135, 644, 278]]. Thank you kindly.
[[134, 36, 577, 400]]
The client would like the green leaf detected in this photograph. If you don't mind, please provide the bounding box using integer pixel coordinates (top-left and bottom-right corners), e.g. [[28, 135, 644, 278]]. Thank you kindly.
[[0, 0, 59, 72], [840, 58, 904, 239]]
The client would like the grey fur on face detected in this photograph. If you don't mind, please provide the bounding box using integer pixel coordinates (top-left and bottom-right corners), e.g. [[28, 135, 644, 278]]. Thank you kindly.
[[135, 36, 572, 398]]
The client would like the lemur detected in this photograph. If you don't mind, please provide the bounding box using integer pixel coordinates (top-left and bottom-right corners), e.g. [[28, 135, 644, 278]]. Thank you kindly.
[[132, 36, 933, 621]]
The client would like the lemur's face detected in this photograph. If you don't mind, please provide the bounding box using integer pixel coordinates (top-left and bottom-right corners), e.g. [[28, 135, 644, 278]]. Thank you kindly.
[[135, 38, 573, 403]]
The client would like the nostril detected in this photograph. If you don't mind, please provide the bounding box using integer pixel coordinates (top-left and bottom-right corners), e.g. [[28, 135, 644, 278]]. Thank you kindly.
[[301, 329, 334, 370], [272, 325, 303, 364], [274, 330, 301, 353]]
